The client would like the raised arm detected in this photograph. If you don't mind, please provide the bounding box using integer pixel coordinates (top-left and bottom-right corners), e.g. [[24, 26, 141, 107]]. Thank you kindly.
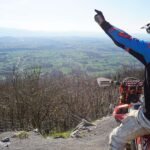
[[94, 10, 150, 66]]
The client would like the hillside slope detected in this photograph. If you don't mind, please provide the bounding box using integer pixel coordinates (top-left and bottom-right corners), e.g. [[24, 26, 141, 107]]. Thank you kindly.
[[0, 116, 118, 150]]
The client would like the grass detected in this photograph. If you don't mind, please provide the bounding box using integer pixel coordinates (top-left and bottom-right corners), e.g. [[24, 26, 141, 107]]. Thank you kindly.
[[14, 131, 29, 139], [48, 130, 72, 139]]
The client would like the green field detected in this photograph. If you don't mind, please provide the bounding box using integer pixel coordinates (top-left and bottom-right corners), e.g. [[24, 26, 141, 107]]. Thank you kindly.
[[0, 36, 142, 77]]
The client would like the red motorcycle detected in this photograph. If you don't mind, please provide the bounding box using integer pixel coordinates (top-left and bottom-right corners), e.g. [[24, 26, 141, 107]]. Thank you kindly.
[[113, 77, 150, 150]]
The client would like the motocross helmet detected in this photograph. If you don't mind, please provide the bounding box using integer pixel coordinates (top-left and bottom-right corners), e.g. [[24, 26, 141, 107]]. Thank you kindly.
[[141, 23, 150, 33]]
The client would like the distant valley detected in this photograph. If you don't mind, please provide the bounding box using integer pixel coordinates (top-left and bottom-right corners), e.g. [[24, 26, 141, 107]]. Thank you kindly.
[[0, 35, 143, 77]]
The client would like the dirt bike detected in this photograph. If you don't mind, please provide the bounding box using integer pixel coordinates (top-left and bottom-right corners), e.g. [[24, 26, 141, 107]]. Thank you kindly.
[[112, 77, 150, 150]]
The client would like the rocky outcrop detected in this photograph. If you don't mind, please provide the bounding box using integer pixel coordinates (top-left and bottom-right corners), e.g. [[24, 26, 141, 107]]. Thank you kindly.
[[71, 119, 96, 138]]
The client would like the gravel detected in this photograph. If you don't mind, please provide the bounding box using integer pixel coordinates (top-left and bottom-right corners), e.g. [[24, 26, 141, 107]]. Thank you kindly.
[[0, 116, 118, 150]]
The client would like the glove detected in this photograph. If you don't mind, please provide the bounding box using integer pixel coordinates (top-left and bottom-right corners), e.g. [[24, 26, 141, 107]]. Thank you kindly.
[[94, 9, 105, 25]]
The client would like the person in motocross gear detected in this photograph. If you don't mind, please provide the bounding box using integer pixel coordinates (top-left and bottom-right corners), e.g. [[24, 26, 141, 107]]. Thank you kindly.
[[94, 9, 150, 149]]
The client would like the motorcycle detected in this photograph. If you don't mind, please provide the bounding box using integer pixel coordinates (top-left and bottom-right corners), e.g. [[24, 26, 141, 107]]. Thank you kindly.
[[112, 77, 150, 150]]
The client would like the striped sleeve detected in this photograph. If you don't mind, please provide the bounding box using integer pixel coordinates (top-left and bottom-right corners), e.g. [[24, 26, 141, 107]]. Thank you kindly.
[[100, 21, 150, 65]]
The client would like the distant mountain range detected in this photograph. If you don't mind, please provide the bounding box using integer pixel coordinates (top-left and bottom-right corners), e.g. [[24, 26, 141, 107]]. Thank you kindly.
[[0, 27, 149, 39], [0, 27, 65, 37], [0, 27, 104, 37]]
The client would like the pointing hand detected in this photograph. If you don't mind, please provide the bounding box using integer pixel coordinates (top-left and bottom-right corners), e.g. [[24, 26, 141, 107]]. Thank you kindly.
[[94, 9, 105, 25]]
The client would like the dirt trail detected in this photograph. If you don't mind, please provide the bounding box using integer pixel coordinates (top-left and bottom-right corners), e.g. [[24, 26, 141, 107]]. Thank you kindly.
[[0, 116, 118, 150]]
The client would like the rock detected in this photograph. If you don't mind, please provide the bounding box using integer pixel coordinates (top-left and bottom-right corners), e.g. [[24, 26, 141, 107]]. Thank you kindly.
[[71, 119, 96, 138], [1, 137, 10, 143], [0, 137, 10, 148], [33, 128, 39, 133], [12, 131, 29, 139]]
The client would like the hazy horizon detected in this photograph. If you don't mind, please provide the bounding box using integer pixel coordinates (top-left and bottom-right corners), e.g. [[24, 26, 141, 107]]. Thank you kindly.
[[0, 0, 150, 34], [0, 27, 150, 41]]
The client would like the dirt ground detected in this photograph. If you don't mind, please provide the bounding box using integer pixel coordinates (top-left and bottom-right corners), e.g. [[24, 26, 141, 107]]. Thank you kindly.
[[0, 116, 118, 150]]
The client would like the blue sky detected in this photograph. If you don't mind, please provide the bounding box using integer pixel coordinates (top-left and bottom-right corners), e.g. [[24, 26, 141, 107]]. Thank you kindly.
[[0, 0, 150, 34]]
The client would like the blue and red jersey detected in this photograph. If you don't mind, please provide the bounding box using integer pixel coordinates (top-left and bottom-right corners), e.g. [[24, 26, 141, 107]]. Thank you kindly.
[[101, 21, 150, 119]]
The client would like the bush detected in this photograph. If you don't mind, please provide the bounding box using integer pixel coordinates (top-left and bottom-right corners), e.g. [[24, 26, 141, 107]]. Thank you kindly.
[[0, 65, 144, 133]]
